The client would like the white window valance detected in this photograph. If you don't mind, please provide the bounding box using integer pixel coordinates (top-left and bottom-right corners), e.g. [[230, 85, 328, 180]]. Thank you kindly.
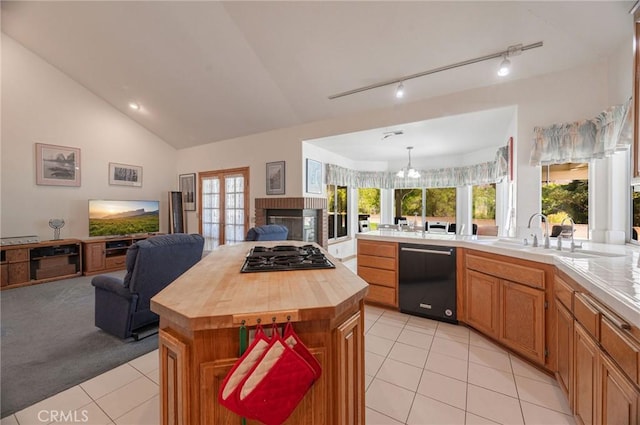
[[325, 145, 509, 189], [530, 99, 632, 166]]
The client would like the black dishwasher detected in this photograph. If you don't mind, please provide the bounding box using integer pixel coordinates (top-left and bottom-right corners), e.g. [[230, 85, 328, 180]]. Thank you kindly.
[[398, 243, 457, 324]]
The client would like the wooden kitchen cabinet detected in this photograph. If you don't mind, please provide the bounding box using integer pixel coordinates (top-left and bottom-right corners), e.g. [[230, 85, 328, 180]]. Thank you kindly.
[[357, 240, 397, 307], [574, 322, 598, 425], [465, 269, 500, 338], [499, 279, 545, 364], [334, 311, 364, 425], [555, 301, 574, 401], [556, 271, 640, 425], [463, 251, 550, 366]]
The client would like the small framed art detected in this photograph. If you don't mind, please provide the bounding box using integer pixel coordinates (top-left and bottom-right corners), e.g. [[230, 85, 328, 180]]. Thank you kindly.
[[306, 158, 322, 194], [35, 143, 81, 187], [266, 161, 285, 195], [179, 173, 196, 211], [109, 162, 142, 187]]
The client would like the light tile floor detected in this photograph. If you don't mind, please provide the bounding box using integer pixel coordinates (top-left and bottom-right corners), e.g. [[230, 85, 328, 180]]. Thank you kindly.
[[1, 305, 576, 425], [2, 260, 575, 424]]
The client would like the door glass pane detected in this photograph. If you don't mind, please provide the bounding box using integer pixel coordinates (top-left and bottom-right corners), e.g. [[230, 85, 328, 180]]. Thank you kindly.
[[224, 175, 245, 244], [201, 176, 221, 250]]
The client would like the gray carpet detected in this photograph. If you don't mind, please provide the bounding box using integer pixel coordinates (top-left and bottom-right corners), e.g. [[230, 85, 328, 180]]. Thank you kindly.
[[0, 271, 158, 418]]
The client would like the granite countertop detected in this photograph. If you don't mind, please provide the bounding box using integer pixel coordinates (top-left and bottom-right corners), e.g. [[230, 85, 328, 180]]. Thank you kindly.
[[357, 230, 640, 328], [151, 241, 368, 331]]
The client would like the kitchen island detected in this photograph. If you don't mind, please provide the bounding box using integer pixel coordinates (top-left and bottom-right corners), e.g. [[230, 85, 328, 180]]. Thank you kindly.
[[151, 241, 368, 425]]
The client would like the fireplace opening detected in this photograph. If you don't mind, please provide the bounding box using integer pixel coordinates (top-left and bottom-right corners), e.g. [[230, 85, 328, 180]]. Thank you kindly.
[[266, 209, 319, 243]]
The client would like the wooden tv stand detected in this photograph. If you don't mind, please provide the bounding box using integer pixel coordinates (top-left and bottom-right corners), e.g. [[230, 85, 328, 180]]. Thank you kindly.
[[82, 234, 159, 275], [0, 239, 82, 290]]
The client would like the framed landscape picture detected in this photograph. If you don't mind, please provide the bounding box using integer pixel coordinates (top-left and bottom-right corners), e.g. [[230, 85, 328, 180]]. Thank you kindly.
[[109, 162, 142, 187], [35, 143, 81, 186], [266, 161, 285, 195], [306, 158, 322, 194], [179, 173, 196, 211]]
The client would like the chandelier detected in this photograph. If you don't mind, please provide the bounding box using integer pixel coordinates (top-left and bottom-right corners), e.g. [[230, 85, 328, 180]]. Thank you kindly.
[[396, 146, 420, 178]]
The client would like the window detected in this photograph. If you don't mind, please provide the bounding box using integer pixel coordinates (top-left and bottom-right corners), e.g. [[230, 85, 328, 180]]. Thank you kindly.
[[541, 163, 589, 239], [473, 184, 496, 228], [394, 188, 422, 226], [425, 188, 456, 225], [358, 188, 380, 230], [328, 185, 348, 239]]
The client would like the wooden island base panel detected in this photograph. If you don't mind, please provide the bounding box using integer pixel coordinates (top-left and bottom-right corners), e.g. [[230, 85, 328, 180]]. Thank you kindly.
[[151, 242, 369, 425]]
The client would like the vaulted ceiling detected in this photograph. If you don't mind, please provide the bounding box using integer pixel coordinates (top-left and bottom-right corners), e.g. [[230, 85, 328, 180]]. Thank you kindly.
[[1, 1, 633, 158]]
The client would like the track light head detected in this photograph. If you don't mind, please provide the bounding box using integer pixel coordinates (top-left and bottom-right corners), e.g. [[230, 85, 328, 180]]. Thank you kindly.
[[395, 82, 404, 98], [497, 57, 511, 77]]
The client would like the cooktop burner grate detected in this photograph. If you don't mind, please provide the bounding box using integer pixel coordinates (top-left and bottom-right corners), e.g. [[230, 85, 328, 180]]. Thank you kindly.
[[240, 244, 336, 273]]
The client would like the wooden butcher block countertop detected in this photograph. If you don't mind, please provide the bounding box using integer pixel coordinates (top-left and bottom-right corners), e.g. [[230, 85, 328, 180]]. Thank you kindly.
[[151, 241, 369, 331]]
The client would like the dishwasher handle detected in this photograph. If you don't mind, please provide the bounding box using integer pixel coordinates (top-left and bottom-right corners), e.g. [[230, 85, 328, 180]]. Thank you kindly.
[[400, 247, 452, 256]]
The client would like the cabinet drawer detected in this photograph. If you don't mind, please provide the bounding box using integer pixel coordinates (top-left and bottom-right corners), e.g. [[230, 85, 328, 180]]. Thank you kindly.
[[554, 275, 574, 311], [365, 284, 396, 306], [105, 255, 126, 269], [466, 254, 545, 289], [357, 241, 397, 258], [574, 293, 600, 340], [6, 249, 29, 262], [357, 266, 396, 288], [600, 317, 639, 386], [358, 254, 396, 271]]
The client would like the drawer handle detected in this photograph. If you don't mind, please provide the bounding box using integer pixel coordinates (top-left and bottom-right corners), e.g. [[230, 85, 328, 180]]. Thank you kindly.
[[401, 247, 452, 256], [578, 293, 630, 330]]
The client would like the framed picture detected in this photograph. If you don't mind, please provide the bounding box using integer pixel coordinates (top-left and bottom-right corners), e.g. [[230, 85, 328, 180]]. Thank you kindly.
[[306, 158, 322, 194], [109, 162, 142, 187], [179, 173, 196, 211], [35, 143, 81, 186], [266, 161, 285, 195]]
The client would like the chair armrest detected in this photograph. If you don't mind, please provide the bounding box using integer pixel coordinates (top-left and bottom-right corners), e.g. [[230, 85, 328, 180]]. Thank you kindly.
[[91, 275, 134, 300]]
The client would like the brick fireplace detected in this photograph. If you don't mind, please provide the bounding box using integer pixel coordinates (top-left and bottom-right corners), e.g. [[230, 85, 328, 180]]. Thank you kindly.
[[255, 197, 328, 248]]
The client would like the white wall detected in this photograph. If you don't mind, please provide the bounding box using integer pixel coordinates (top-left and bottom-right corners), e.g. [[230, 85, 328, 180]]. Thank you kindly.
[[178, 56, 625, 239], [1, 35, 178, 240], [3, 32, 632, 244]]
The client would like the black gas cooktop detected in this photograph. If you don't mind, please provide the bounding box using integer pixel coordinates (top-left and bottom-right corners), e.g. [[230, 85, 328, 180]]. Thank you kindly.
[[240, 244, 336, 273]]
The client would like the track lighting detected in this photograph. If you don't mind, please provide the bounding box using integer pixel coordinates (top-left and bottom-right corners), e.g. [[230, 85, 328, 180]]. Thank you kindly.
[[397, 146, 420, 178], [497, 56, 511, 77], [328, 42, 541, 100]]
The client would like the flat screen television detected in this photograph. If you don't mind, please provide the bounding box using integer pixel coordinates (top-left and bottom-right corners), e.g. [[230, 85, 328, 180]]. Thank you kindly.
[[89, 199, 160, 237]]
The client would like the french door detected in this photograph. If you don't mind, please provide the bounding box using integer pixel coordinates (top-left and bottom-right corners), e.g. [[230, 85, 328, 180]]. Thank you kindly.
[[199, 167, 250, 250]]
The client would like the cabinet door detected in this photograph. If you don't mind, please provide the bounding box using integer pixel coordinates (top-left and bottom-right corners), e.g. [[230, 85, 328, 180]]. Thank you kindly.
[[555, 300, 573, 401], [574, 323, 598, 425], [334, 311, 364, 425], [84, 242, 105, 273], [499, 280, 545, 364], [465, 270, 499, 338], [599, 353, 640, 425]]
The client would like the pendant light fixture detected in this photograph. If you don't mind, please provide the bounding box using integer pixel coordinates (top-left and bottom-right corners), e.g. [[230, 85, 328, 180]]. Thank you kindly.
[[397, 146, 420, 178]]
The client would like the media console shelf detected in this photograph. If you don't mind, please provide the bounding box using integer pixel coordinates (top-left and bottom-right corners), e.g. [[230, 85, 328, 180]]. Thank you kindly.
[[0, 239, 82, 290], [82, 234, 157, 275]]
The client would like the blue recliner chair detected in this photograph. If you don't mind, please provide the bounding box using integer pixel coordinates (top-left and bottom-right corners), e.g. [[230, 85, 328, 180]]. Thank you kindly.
[[91, 233, 204, 339], [245, 224, 289, 241]]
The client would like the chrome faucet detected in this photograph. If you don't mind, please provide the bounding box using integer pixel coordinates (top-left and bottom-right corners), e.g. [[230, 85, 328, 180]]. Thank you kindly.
[[527, 213, 550, 249], [560, 217, 577, 252]]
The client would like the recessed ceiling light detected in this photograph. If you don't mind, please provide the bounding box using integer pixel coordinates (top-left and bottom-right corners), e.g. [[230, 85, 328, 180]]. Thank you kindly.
[[129, 102, 140, 111]]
